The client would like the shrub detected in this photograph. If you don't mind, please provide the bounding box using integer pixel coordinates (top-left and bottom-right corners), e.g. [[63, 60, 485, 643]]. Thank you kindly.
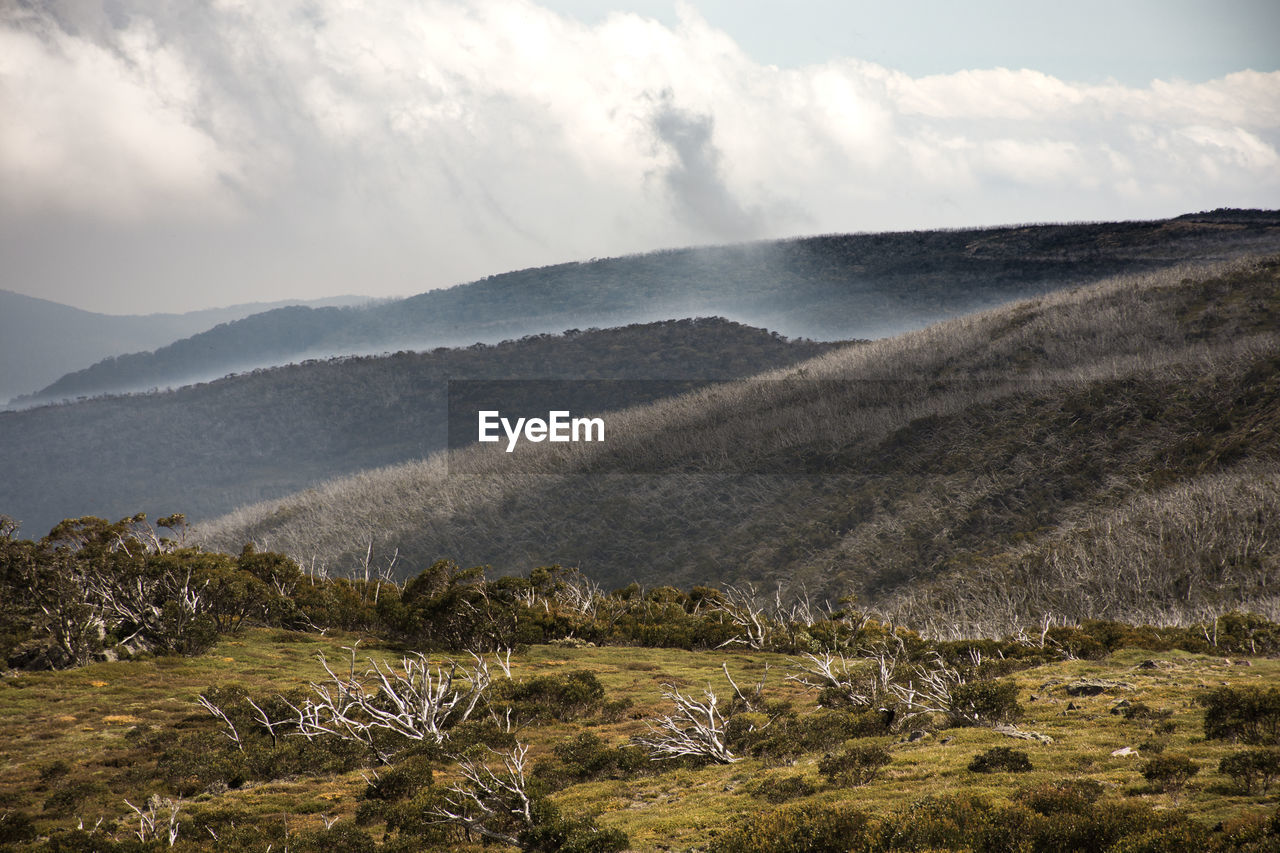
[[361, 757, 435, 802], [518, 797, 630, 853], [818, 744, 892, 787], [1141, 755, 1199, 792], [290, 823, 377, 853], [1200, 686, 1280, 744], [949, 679, 1023, 726], [501, 670, 605, 722], [1014, 779, 1104, 815], [968, 746, 1033, 773], [0, 810, 37, 845], [535, 732, 647, 789], [750, 774, 817, 803], [1220, 748, 1280, 794], [706, 802, 871, 853], [727, 709, 889, 761], [1123, 701, 1172, 722]]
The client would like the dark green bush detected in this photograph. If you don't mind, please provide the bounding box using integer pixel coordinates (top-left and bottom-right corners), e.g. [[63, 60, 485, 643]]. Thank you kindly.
[[1141, 755, 1199, 792], [288, 822, 377, 853], [519, 797, 629, 853], [706, 802, 871, 853], [949, 679, 1023, 726], [501, 670, 605, 722], [0, 809, 37, 845], [1014, 778, 1104, 815], [968, 746, 1033, 773], [1200, 686, 1280, 745], [818, 744, 891, 787], [535, 732, 647, 789], [360, 757, 434, 801], [41, 781, 106, 817], [1219, 748, 1280, 794], [727, 708, 889, 761]]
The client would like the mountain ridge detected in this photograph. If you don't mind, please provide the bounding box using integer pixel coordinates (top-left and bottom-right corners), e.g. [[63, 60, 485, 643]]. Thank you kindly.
[[27, 210, 1280, 404]]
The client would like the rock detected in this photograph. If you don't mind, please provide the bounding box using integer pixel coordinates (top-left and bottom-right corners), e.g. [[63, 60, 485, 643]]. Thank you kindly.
[[1109, 699, 1132, 715], [1137, 659, 1173, 670], [5, 640, 73, 671], [1234, 659, 1252, 666], [1066, 701, 1078, 711], [1111, 746, 1139, 757], [1066, 679, 1133, 697], [907, 730, 931, 742], [993, 723, 1053, 744]]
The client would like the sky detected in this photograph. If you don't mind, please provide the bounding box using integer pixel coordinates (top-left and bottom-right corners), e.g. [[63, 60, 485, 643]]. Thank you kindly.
[[1, 1, 1278, 315]]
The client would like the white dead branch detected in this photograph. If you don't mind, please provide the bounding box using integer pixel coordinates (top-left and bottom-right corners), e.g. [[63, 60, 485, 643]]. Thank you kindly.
[[281, 646, 492, 750], [428, 744, 533, 846], [713, 583, 771, 650], [634, 683, 739, 764], [787, 639, 905, 708], [124, 795, 181, 847]]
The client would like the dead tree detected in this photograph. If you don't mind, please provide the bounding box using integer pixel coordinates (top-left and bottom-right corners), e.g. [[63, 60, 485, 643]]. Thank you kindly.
[[124, 795, 181, 847], [428, 744, 533, 846], [634, 683, 739, 763], [713, 583, 771, 650]]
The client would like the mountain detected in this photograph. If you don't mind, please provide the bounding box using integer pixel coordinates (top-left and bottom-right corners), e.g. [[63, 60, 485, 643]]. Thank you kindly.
[[200, 254, 1280, 629], [0, 290, 369, 404], [27, 210, 1280, 403], [0, 318, 844, 537]]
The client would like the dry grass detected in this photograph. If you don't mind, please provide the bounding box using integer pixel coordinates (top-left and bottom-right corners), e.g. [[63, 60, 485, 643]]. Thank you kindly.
[[4, 629, 1276, 849], [199, 256, 1280, 631]]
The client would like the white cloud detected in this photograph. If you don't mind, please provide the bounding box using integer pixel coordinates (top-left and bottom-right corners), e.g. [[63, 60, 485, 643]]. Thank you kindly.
[[1, 0, 1278, 311]]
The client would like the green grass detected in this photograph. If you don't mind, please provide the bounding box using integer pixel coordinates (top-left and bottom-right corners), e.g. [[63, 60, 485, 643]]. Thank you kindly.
[[2, 630, 1277, 849]]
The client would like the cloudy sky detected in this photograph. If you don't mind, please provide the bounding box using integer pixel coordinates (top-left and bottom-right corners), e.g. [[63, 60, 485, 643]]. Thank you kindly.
[[2, 1, 1278, 314]]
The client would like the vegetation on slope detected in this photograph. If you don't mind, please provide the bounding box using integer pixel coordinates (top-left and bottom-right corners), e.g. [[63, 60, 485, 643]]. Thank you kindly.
[[2, 520, 1279, 851], [0, 319, 840, 537], [203, 256, 1280, 631], [29, 210, 1280, 402]]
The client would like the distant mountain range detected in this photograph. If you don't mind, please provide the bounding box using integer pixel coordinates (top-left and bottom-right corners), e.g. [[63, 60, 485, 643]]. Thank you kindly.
[[0, 291, 368, 404], [23, 210, 1280, 404], [0, 318, 843, 537], [200, 254, 1280, 629]]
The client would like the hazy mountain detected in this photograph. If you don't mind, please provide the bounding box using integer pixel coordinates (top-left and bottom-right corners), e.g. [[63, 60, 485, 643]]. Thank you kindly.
[[0, 290, 369, 404], [200, 254, 1280, 629], [27, 210, 1280, 404], [0, 318, 844, 537]]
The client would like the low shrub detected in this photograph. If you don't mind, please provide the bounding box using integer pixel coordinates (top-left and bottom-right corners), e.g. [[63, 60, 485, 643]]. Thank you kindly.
[[818, 744, 892, 787], [500, 670, 605, 722], [360, 757, 435, 802], [0, 810, 37, 845], [1141, 755, 1199, 792], [1219, 748, 1280, 794], [949, 679, 1023, 727], [1014, 779, 1104, 815], [727, 709, 889, 761], [749, 774, 817, 803], [968, 746, 1033, 773], [41, 781, 105, 816], [1200, 686, 1280, 745], [535, 732, 647, 789], [706, 802, 871, 853]]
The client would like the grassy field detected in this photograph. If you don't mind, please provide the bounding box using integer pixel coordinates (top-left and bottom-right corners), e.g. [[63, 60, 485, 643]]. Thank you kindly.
[[2, 628, 1276, 850]]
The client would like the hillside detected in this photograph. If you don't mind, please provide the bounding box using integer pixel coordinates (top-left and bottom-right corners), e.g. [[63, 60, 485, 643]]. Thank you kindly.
[[2, 625, 1278, 851], [202, 255, 1280, 630], [0, 290, 367, 405], [0, 319, 842, 538], [28, 210, 1280, 403]]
